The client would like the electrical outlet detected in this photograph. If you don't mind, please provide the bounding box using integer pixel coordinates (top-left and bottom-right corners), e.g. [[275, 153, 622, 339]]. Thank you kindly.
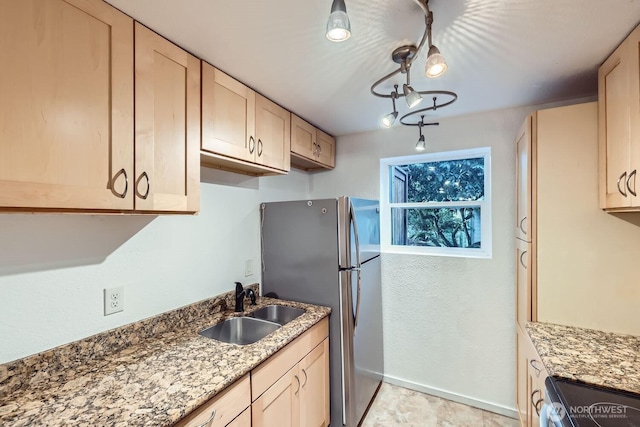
[[244, 259, 253, 277], [104, 286, 124, 316]]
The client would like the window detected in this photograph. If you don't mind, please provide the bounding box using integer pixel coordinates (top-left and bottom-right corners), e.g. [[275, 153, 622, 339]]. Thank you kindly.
[[380, 147, 492, 258]]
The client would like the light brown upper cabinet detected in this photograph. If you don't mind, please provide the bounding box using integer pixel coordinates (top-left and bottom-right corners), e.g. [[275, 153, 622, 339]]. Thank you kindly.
[[201, 63, 290, 176], [291, 115, 336, 171], [0, 0, 134, 211], [135, 23, 200, 213], [599, 24, 640, 211]]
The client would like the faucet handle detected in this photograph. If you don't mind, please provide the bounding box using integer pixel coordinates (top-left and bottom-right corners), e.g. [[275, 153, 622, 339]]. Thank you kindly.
[[235, 282, 243, 294]]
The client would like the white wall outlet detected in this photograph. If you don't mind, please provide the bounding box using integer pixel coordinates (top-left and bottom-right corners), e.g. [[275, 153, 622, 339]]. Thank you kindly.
[[244, 259, 253, 277], [104, 286, 124, 316]]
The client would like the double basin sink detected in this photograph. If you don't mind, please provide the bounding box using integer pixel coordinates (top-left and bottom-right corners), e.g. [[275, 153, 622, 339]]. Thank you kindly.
[[199, 305, 305, 345]]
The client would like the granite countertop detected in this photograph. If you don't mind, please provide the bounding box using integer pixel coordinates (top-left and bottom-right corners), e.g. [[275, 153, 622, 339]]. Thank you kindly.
[[526, 322, 640, 394], [0, 292, 330, 427]]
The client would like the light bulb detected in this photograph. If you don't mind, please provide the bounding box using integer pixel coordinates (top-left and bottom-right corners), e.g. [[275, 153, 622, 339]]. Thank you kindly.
[[425, 45, 447, 78], [326, 0, 351, 42], [403, 84, 422, 108], [382, 111, 398, 128], [415, 135, 426, 151]]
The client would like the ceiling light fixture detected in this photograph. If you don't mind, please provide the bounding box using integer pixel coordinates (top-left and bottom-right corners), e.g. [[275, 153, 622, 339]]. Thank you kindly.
[[416, 118, 426, 151], [326, 0, 351, 42], [381, 85, 399, 128], [366, 0, 457, 130]]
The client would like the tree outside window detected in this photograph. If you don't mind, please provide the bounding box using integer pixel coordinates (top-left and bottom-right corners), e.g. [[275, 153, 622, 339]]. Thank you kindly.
[[380, 148, 491, 258]]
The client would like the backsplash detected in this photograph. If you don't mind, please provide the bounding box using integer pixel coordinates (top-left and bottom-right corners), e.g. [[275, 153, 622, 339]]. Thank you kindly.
[[0, 284, 259, 398]]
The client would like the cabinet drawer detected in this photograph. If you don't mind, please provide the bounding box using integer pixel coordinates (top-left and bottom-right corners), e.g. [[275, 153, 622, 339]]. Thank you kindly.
[[174, 374, 250, 427], [251, 317, 329, 401]]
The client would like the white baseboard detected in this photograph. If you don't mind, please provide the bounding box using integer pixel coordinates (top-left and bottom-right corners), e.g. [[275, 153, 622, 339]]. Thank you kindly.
[[382, 374, 519, 420]]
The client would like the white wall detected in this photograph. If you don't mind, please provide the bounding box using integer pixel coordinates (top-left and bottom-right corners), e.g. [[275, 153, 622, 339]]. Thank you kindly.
[[0, 168, 309, 364], [309, 106, 534, 416]]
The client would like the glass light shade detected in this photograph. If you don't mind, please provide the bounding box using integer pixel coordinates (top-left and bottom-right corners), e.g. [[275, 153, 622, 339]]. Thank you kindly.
[[425, 45, 447, 78], [326, 11, 351, 42], [403, 84, 422, 108], [415, 135, 426, 151], [382, 111, 398, 128]]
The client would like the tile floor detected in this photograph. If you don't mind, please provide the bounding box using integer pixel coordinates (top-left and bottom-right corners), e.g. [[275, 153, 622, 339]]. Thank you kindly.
[[361, 382, 520, 427]]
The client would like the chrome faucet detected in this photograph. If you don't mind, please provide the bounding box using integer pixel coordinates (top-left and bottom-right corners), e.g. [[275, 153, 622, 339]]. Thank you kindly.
[[235, 282, 256, 312]]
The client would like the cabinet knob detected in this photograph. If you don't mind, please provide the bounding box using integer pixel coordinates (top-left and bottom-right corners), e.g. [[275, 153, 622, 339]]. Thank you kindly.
[[111, 168, 128, 199], [618, 171, 628, 197]]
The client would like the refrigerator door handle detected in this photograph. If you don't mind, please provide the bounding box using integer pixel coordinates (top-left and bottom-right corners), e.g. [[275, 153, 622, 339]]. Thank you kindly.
[[350, 202, 362, 335]]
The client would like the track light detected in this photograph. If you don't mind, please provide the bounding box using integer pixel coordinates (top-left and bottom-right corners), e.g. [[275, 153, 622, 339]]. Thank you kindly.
[[403, 84, 422, 108], [415, 116, 426, 151], [425, 45, 447, 78], [326, 0, 351, 42], [382, 85, 399, 127]]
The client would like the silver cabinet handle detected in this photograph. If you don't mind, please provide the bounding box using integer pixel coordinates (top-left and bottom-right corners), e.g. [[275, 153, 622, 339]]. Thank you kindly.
[[112, 168, 128, 199], [257, 138, 263, 157], [317, 143, 322, 156], [294, 374, 301, 396], [518, 216, 527, 235], [529, 359, 541, 375], [519, 250, 527, 269], [618, 171, 628, 197], [533, 396, 544, 416], [195, 409, 216, 427], [627, 170, 637, 197], [312, 142, 318, 156], [249, 136, 255, 154], [137, 171, 150, 200], [301, 368, 308, 388], [531, 389, 541, 416]]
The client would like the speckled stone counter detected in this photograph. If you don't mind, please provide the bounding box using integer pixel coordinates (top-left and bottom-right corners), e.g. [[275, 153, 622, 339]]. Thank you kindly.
[[0, 287, 330, 427], [526, 322, 640, 394]]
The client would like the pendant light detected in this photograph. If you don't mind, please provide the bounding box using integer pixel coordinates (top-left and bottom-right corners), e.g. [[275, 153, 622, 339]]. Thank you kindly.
[[326, 0, 351, 42]]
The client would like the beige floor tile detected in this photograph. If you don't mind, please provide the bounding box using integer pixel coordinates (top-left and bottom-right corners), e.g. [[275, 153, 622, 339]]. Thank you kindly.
[[362, 382, 519, 427]]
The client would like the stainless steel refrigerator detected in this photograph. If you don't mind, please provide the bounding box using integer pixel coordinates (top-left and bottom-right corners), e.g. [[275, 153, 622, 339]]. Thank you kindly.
[[260, 197, 383, 426]]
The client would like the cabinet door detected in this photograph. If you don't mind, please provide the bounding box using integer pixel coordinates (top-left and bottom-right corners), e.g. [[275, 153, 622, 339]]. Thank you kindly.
[[599, 37, 632, 209], [0, 0, 133, 210], [291, 114, 317, 159], [515, 115, 534, 241], [316, 130, 336, 169], [516, 238, 532, 328], [252, 366, 300, 427], [300, 338, 330, 427], [515, 329, 528, 426], [226, 407, 251, 427], [202, 63, 256, 163], [134, 23, 200, 213], [255, 94, 291, 171]]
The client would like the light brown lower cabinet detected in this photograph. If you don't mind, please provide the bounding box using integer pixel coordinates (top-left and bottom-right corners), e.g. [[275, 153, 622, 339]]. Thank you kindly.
[[227, 408, 251, 427], [516, 326, 547, 427]]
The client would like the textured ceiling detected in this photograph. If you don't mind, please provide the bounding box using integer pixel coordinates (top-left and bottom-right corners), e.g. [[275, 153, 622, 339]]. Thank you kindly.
[[105, 0, 640, 136]]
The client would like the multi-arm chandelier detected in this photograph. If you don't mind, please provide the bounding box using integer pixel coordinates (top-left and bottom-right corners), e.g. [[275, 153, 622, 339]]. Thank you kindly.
[[326, 0, 457, 150]]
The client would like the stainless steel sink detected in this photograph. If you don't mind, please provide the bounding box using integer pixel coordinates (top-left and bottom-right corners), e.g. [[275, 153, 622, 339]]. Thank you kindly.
[[199, 317, 280, 345], [251, 305, 305, 325]]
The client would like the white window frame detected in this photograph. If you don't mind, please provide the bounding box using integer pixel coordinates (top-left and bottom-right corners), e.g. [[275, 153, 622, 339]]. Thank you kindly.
[[380, 147, 492, 258]]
